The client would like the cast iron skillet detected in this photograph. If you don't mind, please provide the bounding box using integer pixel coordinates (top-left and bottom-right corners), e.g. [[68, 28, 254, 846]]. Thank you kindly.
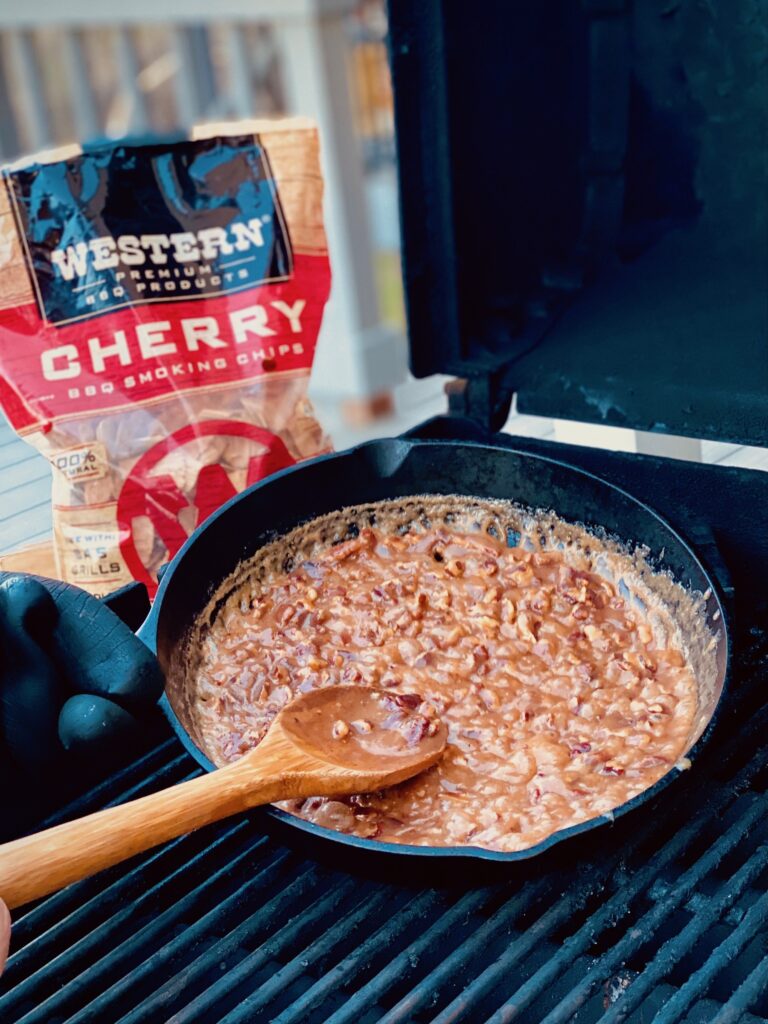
[[139, 439, 730, 873]]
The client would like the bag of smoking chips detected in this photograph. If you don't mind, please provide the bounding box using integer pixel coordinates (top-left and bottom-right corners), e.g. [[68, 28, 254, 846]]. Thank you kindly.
[[0, 119, 332, 596]]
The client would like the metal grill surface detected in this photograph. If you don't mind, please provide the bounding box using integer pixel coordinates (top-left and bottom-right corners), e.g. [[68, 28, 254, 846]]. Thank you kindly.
[[0, 620, 765, 1024], [2, 428, 767, 1024]]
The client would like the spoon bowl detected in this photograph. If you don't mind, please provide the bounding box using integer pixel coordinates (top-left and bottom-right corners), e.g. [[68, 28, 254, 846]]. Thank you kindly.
[[274, 685, 448, 780]]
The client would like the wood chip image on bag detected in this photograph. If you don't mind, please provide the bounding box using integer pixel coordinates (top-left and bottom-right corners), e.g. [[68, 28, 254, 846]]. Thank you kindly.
[[0, 119, 332, 596]]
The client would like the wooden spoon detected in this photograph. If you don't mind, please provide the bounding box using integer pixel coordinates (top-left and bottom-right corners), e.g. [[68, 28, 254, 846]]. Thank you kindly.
[[0, 686, 447, 909]]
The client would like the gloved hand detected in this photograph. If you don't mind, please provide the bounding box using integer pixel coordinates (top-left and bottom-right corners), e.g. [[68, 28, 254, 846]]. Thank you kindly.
[[0, 574, 164, 779]]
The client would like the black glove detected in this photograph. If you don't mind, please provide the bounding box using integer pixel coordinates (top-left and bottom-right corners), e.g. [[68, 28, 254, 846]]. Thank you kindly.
[[0, 574, 164, 779]]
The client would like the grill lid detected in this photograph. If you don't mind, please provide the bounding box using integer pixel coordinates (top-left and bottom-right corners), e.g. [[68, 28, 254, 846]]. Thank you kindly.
[[387, 0, 768, 444]]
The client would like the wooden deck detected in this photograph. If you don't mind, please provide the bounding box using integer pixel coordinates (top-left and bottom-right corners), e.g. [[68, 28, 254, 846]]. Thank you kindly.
[[0, 412, 53, 554]]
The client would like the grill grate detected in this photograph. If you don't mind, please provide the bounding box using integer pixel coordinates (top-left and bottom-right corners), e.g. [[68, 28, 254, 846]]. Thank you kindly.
[[1, 434, 767, 1024], [0, 625, 764, 1024]]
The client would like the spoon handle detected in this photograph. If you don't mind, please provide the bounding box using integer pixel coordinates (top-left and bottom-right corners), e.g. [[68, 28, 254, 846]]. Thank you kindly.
[[0, 750, 289, 910]]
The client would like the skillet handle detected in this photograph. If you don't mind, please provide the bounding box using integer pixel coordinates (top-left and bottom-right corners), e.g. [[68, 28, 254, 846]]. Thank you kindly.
[[0, 756, 286, 909]]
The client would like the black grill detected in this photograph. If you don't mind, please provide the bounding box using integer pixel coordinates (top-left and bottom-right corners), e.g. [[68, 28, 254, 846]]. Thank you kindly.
[[1, 430, 766, 1024]]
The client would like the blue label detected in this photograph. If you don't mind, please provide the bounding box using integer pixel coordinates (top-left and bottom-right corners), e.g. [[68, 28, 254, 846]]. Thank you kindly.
[[6, 133, 292, 326]]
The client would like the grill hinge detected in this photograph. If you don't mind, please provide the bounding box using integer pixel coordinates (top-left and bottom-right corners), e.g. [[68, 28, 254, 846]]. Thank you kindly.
[[445, 374, 514, 434]]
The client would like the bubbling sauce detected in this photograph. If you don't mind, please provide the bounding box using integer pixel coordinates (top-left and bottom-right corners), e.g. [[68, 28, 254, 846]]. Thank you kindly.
[[193, 526, 699, 851]]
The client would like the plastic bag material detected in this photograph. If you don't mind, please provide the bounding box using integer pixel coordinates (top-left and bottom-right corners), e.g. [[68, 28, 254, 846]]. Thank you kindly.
[[0, 119, 332, 596]]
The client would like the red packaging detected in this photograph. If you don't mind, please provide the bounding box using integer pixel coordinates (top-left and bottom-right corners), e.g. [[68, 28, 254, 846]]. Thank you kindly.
[[0, 119, 332, 595]]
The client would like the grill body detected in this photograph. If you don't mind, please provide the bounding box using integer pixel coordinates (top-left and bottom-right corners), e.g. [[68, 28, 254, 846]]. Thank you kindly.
[[1, 423, 765, 1024]]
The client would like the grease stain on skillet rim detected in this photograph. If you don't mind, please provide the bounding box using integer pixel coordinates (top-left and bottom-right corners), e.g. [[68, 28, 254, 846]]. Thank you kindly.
[[142, 439, 731, 864]]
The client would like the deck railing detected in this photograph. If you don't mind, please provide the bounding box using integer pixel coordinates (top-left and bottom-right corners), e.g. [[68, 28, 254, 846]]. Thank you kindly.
[[0, 0, 406, 402]]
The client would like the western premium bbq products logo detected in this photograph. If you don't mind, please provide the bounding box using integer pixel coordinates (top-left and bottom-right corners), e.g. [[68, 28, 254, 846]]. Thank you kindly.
[[6, 133, 293, 326]]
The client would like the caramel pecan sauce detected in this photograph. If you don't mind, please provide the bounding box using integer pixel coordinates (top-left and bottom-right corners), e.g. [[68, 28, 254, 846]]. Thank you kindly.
[[193, 527, 698, 851]]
